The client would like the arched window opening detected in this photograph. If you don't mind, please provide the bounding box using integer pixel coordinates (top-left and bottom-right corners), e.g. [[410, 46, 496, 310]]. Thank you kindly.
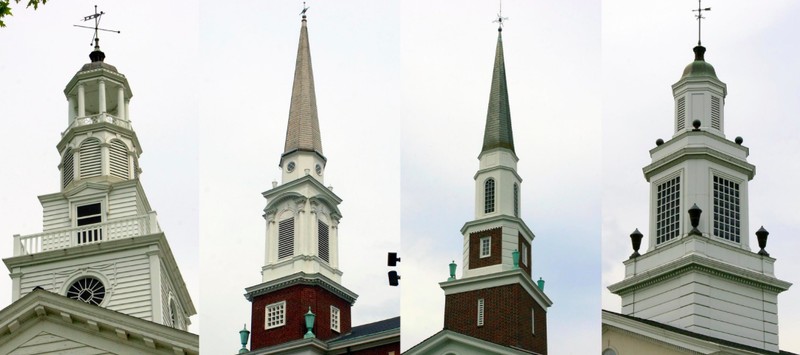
[[484, 178, 495, 214], [109, 139, 130, 179], [80, 138, 102, 178], [62, 149, 74, 188]]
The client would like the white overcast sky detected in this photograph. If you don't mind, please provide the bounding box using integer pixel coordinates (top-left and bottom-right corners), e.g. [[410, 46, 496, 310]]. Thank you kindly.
[[602, 0, 800, 353], [1, 1, 799, 354]]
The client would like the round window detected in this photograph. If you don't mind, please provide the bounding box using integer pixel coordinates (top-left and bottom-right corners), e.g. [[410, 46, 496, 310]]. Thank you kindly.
[[287, 161, 296, 173], [315, 164, 322, 176], [66, 277, 106, 305]]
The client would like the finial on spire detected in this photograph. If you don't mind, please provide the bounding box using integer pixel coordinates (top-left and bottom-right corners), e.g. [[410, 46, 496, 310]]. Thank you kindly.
[[300, 2, 310, 20], [692, 0, 711, 46], [73, 5, 120, 62], [493, 0, 509, 32]]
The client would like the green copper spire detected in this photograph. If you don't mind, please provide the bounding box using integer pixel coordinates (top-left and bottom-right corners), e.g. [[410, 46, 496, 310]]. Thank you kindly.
[[284, 15, 324, 157], [481, 29, 515, 154]]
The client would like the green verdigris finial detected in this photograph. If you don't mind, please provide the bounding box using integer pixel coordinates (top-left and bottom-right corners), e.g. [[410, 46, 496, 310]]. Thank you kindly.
[[238, 324, 250, 353], [512, 249, 520, 269], [448, 260, 457, 281], [304, 307, 316, 338], [537, 277, 545, 291]]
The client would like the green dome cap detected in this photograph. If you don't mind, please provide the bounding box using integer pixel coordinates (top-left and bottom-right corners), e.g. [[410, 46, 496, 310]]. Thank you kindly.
[[681, 46, 717, 79]]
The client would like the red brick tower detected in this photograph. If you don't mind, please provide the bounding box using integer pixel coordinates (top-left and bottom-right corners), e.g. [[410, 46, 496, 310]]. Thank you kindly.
[[244, 12, 358, 350], [439, 25, 552, 354]]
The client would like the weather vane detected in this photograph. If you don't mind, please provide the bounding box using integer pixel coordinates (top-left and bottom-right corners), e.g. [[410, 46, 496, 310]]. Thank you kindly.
[[493, 0, 509, 31], [692, 0, 711, 46], [300, 2, 310, 19], [73, 5, 120, 48]]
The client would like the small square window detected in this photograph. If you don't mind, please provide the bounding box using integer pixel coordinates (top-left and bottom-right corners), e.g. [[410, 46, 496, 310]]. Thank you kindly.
[[330, 305, 340, 332], [265, 301, 286, 329], [480, 237, 491, 258]]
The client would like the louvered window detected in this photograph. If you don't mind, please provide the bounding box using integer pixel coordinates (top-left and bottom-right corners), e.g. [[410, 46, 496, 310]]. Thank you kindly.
[[656, 176, 681, 245], [711, 96, 721, 130], [484, 178, 495, 214], [713, 175, 741, 243], [330, 306, 340, 332], [80, 139, 102, 178], [278, 218, 294, 259], [513, 183, 519, 217], [477, 299, 485, 326], [62, 149, 74, 188], [677, 97, 686, 130], [265, 301, 286, 329], [109, 140, 129, 179], [318, 220, 329, 262]]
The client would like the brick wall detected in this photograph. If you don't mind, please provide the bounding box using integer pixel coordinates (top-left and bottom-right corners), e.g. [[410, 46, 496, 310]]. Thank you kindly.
[[444, 283, 547, 354], [469, 227, 502, 268], [250, 284, 352, 350]]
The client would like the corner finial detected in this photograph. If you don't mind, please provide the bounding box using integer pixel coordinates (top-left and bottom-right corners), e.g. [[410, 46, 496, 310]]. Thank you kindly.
[[300, 2, 310, 20], [493, 0, 509, 32], [692, 0, 711, 46], [73, 5, 120, 63]]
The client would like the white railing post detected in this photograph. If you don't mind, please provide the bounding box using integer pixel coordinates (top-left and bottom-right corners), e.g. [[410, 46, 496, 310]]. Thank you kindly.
[[13, 234, 21, 256], [148, 211, 159, 234]]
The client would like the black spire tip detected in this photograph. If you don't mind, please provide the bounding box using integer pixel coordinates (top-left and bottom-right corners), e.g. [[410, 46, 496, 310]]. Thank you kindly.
[[756, 226, 770, 257], [693, 46, 706, 61], [629, 228, 643, 259]]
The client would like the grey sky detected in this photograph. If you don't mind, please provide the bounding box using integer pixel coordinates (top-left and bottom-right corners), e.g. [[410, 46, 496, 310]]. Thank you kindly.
[[602, 1, 800, 352]]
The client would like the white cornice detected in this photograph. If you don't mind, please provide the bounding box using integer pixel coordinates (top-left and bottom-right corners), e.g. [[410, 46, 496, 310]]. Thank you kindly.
[[244, 272, 358, 304], [439, 269, 552, 310]]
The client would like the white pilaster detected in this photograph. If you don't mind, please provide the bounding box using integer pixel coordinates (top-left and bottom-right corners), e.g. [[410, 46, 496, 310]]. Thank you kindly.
[[77, 84, 86, 117], [98, 79, 107, 113], [117, 86, 125, 120]]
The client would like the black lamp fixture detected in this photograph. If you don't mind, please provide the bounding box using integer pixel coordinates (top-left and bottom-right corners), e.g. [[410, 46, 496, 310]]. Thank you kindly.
[[688, 203, 702, 236], [756, 226, 770, 257], [629, 228, 643, 259], [387, 252, 401, 286]]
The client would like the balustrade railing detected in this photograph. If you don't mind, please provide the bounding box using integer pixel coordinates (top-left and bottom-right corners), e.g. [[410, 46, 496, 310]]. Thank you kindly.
[[64, 112, 132, 134], [12, 213, 158, 256]]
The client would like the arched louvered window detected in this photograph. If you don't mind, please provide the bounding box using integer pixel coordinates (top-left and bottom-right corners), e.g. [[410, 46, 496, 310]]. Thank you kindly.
[[318, 220, 329, 262], [62, 148, 74, 189], [109, 139, 130, 179], [484, 178, 495, 214], [80, 138, 102, 178], [513, 183, 519, 217], [278, 217, 294, 259]]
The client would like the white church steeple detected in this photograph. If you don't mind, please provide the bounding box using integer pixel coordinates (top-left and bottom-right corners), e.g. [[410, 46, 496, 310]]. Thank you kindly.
[[4, 29, 195, 330], [608, 43, 791, 352]]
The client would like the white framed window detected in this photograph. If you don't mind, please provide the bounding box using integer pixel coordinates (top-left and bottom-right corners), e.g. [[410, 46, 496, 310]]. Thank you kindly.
[[278, 218, 294, 259], [265, 301, 286, 329], [330, 305, 340, 332], [713, 175, 741, 243], [477, 298, 485, 326], [522, 244, 528, 266], [479, 236, 491, 258], [656, 175, 681, 245], [484, 178, 495, 213], [531, 308, 535, 334]]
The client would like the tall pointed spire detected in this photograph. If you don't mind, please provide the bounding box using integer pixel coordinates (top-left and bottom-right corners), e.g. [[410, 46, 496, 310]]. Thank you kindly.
[[481, 29, 515, 154], [283, 16, 323, 158]]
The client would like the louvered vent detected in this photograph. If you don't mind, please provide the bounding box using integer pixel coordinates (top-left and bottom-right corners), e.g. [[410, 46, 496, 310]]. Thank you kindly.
[[677, 97, 686, 130], [109, 140, 129, 179], [80, 139, 102, 178], [62, 149, 74, 189], [278, 218, 294, 259], [711, 96, 721, 130], [318, 220, 329, 262]]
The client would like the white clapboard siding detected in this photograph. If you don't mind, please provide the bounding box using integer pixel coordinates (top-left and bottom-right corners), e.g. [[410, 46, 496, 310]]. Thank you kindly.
[[41, 199, 70, 232], [108, 186, 141, 219], [19, 251, 153, 321], [10, 332, 111, 355]]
